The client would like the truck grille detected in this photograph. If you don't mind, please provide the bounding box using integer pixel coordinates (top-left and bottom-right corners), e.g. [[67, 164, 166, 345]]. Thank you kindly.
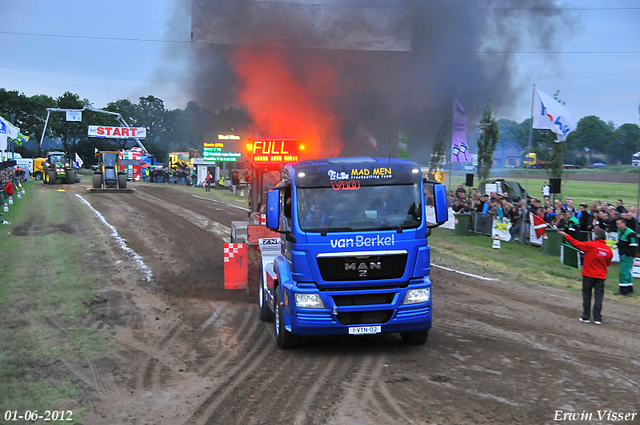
[[336, 310, 393, 326], [317, 253, 407, 282], [332, 293, 394, 306]]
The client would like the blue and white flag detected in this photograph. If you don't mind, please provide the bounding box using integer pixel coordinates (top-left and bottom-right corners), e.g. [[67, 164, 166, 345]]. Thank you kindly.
[[73, 153, 84, 168], [532, 89, 576, 142], [451, 99, 469, 162], [0, 116, 20, 139]]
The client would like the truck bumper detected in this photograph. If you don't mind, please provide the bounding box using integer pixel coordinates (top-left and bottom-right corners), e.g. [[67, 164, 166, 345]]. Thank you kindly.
[[280, 279, 432, 336]]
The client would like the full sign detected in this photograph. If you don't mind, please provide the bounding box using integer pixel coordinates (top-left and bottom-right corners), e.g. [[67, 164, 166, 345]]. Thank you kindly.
[[88, 125, 147, 139], [250, 139, 301, 164]]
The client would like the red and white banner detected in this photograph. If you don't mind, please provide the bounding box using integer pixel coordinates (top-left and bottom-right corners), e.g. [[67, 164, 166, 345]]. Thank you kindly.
[[531, 213, 548, 239], [224, 243, 248, 290], [88, 125, 146, 139]]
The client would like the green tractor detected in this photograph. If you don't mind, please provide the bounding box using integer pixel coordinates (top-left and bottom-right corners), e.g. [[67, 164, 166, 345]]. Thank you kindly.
[[43, 151, 77, 185]]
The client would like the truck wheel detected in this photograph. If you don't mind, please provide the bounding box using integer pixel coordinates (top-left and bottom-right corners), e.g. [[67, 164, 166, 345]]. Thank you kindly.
[[118, 174, 127, 189], [400, 329, 429, 345], [92, 174, 102, 189], [34, 172, 42, 181], [47, 171, 56, 185], [66, 170, 76, 184], [258, 270, 274, 322], [274, 287, 300, 349]]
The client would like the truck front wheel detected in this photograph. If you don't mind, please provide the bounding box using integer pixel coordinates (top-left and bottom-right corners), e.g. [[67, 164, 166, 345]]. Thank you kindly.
[[258, 270, 274, 322], [92, 174, 102, 189], [400, 329, 429, 345], [274, 287, 300, 349]]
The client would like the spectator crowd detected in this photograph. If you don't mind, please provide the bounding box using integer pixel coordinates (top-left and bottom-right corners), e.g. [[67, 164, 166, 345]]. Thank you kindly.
[[448, 183, 639, 241]]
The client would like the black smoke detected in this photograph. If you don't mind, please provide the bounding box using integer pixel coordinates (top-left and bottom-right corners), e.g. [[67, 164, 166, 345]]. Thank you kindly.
[[181, 0, 575, 162]]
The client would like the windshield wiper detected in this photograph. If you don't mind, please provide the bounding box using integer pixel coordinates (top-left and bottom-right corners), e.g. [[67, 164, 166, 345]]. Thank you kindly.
[[378, 225, 404, 233]]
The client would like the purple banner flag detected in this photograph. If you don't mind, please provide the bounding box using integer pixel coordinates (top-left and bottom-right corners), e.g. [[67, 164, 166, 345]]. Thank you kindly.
[[451, 99, 469, 162]]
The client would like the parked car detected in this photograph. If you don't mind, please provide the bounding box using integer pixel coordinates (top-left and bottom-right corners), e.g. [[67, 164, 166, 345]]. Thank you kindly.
[[563, 164, 582, 169], [588, 162, 607, 168]]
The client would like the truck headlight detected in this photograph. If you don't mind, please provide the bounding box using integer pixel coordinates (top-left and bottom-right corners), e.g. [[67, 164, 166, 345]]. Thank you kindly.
[[295, 293, 324, 308], [404, 288, 430, 304]]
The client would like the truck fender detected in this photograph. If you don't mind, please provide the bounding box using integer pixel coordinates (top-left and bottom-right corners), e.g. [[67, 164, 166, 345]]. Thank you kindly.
[[264, 261, 277, 302], [273, 256, 295, 313]]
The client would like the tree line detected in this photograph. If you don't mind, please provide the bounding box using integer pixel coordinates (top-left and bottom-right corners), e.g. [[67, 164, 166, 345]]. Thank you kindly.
[[2, 87, 639, 173], [0, 88, 250, 165], [437, 97, 640, 185]]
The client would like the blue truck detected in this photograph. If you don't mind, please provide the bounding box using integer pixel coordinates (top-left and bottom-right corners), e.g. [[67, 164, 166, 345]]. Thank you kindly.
[[258, 157, 448, 348]]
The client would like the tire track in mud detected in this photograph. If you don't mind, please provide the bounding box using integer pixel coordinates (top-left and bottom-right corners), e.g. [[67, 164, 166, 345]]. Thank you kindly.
[[115, 321, 188, 392], [293, 357, 340, 425], [328, 354, 405, 425], [185, 330, 274, 425], [198, 307, 257, 376], [229, 355, 296, 424], [41, 315, 113, 419], [134, 191, 231, 238], [440, 300, 636, 368]]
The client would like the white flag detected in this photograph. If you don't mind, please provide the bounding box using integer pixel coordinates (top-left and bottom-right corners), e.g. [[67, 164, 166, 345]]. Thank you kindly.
[[532, 89, 576, 142], [73, 153, 84, 168]]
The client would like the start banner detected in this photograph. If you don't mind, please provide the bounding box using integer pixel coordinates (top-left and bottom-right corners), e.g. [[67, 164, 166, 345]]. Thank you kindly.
[[88, 125, 147, 139]]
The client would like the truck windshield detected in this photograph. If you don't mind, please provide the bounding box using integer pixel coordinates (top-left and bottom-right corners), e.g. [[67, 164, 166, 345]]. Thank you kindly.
[[297, 184, 422, 232], [102, 153, 118, 167], [49, 155, 65, 164]]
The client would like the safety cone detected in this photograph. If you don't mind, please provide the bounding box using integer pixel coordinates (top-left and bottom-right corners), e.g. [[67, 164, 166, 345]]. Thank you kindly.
[[21, 188, 25, 195], [492, 234, 501, 249], [3, 204, 8, 212], [17, 192, 21, 199], [8, 196, 13, 205]]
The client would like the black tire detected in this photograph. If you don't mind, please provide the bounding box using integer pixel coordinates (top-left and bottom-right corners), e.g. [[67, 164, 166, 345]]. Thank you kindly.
[[66, 170, 76, 184], [274, 287, 300, 349], [258, 269, 274, 322], [400, 329, 429, 345], [92, 174, 102, 189], [118, 174, 127, 189], [34, 172, 42, 181], [46, 171, 56, 185]]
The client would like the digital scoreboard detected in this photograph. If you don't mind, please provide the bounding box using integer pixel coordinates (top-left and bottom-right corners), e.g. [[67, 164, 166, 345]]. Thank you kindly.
[[248, 139, 302, 164]]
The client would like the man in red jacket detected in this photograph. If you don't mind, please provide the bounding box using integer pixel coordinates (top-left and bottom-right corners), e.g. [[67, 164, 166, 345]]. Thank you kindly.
[[559, 229, 613, 325]]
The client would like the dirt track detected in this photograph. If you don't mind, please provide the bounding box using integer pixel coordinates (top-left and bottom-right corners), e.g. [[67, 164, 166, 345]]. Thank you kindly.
[[32, 179, 640, 425]]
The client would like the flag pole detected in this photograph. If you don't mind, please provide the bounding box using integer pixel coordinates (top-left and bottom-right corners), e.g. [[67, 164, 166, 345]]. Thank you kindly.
[[448, 98, 453, 192], [523, 84, 536, 244]]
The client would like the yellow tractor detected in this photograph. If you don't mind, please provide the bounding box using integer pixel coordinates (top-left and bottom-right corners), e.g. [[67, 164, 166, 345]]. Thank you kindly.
[[89, 151, 134, 192]]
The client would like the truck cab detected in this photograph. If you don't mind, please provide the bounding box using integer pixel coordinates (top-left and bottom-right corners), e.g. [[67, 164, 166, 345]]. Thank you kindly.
[[260, 157, 448, 348]]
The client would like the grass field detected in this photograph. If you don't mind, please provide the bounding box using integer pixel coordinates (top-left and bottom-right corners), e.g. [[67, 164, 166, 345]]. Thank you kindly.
[[0, 181, 106, 422], [428, 228, 632, 297]]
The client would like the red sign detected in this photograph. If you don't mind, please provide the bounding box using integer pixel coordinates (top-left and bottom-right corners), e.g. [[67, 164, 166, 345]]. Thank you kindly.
[[250, 139, 301, 164], [331, 180, 361, 190], [224, 243, 248, 289]]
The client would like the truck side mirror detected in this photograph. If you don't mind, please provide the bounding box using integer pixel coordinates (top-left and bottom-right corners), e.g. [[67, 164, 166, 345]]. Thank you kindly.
[[432, 183, 448, 224], [266, 189, 280, 230]]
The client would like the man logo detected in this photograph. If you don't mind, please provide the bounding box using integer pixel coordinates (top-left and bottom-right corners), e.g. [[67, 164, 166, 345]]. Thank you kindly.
[[345, 261, 381, 277]]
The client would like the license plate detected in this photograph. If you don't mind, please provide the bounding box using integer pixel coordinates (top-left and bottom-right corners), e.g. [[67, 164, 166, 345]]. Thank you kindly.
[[348, 326, 381, 335]]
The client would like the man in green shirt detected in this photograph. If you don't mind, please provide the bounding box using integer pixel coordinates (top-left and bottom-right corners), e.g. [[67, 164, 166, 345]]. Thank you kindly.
[[615, 218, 637, 295], [564, 210, 580, 240]]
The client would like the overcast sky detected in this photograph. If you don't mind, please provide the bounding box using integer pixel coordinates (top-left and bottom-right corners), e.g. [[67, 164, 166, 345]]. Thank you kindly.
[[1, 0, 639, 127]]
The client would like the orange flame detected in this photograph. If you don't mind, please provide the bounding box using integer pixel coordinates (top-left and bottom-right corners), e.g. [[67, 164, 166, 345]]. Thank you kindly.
[[232, 46, 342, 159]]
